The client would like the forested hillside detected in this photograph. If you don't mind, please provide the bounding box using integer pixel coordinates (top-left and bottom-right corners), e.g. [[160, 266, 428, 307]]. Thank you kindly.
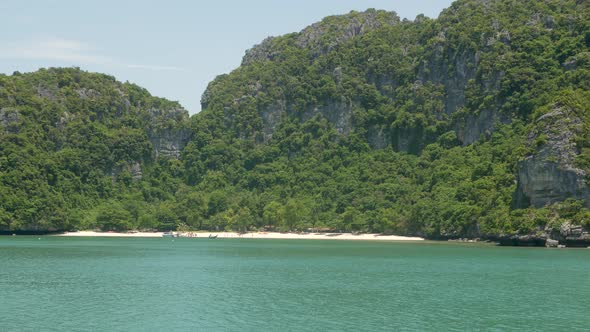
[[2, 0, 590, 242], [0, 68, 190, 231]]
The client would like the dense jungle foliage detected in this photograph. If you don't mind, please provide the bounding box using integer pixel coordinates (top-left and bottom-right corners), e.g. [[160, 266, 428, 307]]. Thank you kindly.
[[1, 0, 590, 238]]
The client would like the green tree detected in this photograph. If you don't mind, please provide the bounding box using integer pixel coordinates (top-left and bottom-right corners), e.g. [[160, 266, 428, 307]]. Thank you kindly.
[[95, 204, 132, 232], [263, 201, 284, 230]]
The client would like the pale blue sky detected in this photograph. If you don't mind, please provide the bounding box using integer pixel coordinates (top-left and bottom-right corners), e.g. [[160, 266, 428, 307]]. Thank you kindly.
[[0, 0, 454, 113]]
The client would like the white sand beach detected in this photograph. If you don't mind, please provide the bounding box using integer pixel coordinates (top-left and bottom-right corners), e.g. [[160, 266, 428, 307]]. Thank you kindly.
[[58, 231, 424, 241]]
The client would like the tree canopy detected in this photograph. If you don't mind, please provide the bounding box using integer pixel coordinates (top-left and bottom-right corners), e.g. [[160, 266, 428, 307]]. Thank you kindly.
[[1, 0, 590, 239]]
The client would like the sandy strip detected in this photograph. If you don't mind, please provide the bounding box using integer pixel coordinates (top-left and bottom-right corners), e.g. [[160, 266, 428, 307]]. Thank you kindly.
[[58, 231, 423, 241]]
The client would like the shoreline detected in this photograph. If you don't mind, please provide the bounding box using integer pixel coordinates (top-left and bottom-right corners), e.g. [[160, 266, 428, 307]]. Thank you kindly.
[[57, 231, 424, 241], [44, 232, 590, 248]]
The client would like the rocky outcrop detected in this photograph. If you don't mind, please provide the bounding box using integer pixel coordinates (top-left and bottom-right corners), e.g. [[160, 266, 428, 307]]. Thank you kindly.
[[220, 7, 518, 149], [260, 101, 287, 141], [455, 108, 510, 145], [258, 97, 353, 141], [205, 2, 585, 165], [112, 161, 143, 182], [545, 238, 559, 247], [416, 18, 508, 146], [75, 87, 100, 99], [514, 104, 590, 208], [418, 47, 480, 117], [556, 222, 590, 247], [146, 107, 191, 159], [236, 10, 401, 142], [130, 162, 143, 181], [300, 97, 353, 135], [367, 125, 389, 149], [295, 9, 400, 56], [36, 84, 56, 100], [497, 222, 590, 247], [149, 129, 190, 159], [242, 37, 282, 66], [0, 107, 20, 133], [242, 10, 400, 65]]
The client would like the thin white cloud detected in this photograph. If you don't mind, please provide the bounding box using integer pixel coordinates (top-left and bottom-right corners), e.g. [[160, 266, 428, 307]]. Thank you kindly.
[[0, 38, 111, 64], [0, 37, 184, 72]]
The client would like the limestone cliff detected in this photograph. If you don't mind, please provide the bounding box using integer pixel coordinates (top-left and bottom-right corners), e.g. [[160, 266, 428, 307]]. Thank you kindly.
[[146, 107, 191, 159], [242, 9, 400, 65], [194, 0, 590, 242], [205, 10, 400, 143], [515, 104, 590, 208], [204, 5, 522, 150]]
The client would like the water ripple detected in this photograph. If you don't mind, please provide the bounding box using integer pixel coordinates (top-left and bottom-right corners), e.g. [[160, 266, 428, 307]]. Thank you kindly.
[[1, 238, 589, 331]]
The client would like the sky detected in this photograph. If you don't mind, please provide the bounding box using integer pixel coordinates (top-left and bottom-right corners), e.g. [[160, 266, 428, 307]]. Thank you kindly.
[[0, 0, 454, 114]]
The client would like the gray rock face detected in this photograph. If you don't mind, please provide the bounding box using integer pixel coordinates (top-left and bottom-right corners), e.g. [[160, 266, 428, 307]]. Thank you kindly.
[[112, 161, 143, 182], [260, 101, 287, 141], [418, 44, 480, 117], [236, 10, 400, 142], [367, 125, 389, 149], [559, 222, 584, 238], [242, 37, 281, 66], [0, 107, 20, 133], [416, 25, 507, 146], [149, 129, 190, 159], [55, 111, 75, 130], [258, 98, 353, 141], [242, 10, 400, 65], [456, 108, 510, 145], [223, 8, 513, 149], [295, 10, 400, 56], [300, 98, 353, 135], [75, 88, 100, 99], [542, 222, 589, 247], [515, 105, 590, 208], [146, 108, 191, 159], [130, 162, 143, 181], [209, 7, 552, 153], [545, 238, 559, 247], [36, 85, 56, 100]]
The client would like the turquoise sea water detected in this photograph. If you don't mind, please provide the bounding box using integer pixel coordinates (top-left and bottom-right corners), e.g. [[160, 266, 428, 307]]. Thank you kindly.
[[1, 237, 589, 331]]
